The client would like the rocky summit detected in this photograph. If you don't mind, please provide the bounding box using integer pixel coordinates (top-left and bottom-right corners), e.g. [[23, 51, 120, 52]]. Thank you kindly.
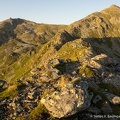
[[0, 4, 120, 120]]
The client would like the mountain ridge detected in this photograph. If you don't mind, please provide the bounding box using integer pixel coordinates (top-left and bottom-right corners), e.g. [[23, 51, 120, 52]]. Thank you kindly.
[[0, 5, 120, 120]]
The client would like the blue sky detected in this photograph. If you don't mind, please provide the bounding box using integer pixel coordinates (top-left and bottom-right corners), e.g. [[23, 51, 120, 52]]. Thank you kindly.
[[0, 0, 120, 24]]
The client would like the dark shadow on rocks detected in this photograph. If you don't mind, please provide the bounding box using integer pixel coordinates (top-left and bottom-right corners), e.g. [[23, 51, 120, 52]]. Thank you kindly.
[[54, 30, 74, 51], [54, 59, 81, 75], [82, 37, 120, 62]]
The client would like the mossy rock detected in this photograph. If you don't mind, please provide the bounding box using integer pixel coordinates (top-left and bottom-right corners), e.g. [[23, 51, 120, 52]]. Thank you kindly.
[[29, 102, 50, 120]]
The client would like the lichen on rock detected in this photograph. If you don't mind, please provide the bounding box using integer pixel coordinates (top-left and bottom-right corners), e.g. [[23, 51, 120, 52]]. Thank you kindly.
[[41, 81, 92, 118]]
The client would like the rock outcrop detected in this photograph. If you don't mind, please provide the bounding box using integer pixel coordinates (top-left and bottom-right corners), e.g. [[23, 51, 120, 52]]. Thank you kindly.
[[41, 82, 92, 118]]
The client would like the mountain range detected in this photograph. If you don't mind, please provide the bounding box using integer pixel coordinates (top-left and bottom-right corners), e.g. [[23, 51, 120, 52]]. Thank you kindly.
[[0, 4, 120, 120]]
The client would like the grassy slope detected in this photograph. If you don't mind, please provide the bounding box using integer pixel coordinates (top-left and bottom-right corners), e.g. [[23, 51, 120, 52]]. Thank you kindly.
[[0, 20, 67, 81]]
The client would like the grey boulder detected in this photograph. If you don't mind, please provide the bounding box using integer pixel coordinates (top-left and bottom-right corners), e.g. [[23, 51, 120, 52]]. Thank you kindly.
[[41, 81, 92, 118]]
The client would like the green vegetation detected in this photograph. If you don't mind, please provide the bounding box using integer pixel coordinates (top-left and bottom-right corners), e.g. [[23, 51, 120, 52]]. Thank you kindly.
[[57, 39, 92, 62], [88, 30, 99, 38], [5, 53, 19, 66], [78, 66, 95, 77], [0, 20, 66, 83], [29, 103, 50, 120], [15, 117, 26, 120], [0, 85, 18, 98], [0, 81, 26, 98], [8, 53, 32, 83]]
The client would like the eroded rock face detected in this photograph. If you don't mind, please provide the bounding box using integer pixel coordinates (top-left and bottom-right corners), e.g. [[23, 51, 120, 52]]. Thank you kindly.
[[41, 81, 92, 118]]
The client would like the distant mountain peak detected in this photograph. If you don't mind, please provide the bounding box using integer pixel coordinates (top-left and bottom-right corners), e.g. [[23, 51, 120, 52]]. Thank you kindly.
[[102, 4, 120, 12], [110, 4, 120, 8], [101, 4, 120, 16]]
